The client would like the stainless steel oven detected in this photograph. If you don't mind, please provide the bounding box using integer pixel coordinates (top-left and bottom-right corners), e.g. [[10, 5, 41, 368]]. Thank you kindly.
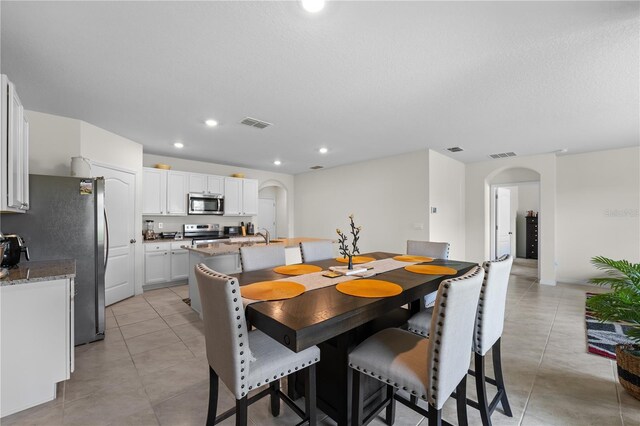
[[188, 193, 224, 215]]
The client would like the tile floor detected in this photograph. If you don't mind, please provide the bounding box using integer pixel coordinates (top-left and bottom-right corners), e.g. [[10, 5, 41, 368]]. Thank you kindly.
[[3, 259, 639, 425]]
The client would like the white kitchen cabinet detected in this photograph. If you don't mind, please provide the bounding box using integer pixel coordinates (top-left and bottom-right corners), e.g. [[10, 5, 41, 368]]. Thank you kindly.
[[0, 278, 74, 417], [142, 168, 166, 215], [170, 242, 189, 281], [144, 242, 188, 287], [1, 75, 29, 213], [207, 175, 224, 194], [188, 173, 224, 195], [224, 177, 259, 216], [166, 171, 188, 215], [242, 178, 259, 215], [142, 168, 187, 216]]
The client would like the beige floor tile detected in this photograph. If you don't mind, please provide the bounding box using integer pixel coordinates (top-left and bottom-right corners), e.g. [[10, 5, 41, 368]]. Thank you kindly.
[[73, 333, 131, 365], [111, 301, 156, 316], [132, 341, 195, 376], [140, 356, 209, 404], [522, 390, 623, 426], [171, 320, 205, 340], [182, 334, 208, 358], [149, 300, 193, 316], [105, 315, 118, 330], [64, 356, 142, 403], [63, 380, 154, 426], [170, 285, 190, 299], [106, 406, 159, 426], [120, 317, 169, 339], [161, 310, 201, 327], [125, 328, 181, 355], [115, 309, 160, 327]]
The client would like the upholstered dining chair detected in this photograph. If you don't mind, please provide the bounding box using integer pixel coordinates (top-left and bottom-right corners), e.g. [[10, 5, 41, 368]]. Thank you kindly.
[[407, 240, 451, 307], [239, 245, 286, 272], [299, 241, 333, 263], [406, 255, 514, 426], [195, 264, 320, 426], [349, 266, 485, 426]]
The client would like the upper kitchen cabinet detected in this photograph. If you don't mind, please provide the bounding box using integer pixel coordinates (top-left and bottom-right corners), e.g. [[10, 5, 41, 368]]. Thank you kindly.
[[1, 75, 30, 213], [224, 177, 258, 216], [142, 168, 187, 216], [188, 173, 224, 195]]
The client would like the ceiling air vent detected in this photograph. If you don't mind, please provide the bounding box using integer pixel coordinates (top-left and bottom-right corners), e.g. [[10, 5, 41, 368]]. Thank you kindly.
[[489, 152, 517, 159], [446, 147, 464, 153], [310, 165, 324, 170], [240, 117, 272, 129]]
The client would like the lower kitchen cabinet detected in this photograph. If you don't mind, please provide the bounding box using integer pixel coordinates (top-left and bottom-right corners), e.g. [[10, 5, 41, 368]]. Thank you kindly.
[[0, 278, 74, 418], [144, 242, 189, 288]]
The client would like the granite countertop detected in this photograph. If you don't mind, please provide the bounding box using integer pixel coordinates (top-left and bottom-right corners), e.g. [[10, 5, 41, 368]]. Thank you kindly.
[[184, 237, 334, 257], [143, 238, 185, 244], [0, 259, 76, 286]]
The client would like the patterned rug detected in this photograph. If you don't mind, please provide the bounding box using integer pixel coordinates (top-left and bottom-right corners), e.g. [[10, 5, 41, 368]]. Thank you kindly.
[[586, 293, 634, 359]]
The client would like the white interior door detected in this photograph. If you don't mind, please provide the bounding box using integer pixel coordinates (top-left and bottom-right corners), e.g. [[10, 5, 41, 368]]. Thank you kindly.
[[258, 198, 276, 237], [495, 187, 512, 259], [92, 164, 136, 306]]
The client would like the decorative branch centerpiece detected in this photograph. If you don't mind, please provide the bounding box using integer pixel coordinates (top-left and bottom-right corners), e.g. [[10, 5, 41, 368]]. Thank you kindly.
[[336, 214, 362, 270]]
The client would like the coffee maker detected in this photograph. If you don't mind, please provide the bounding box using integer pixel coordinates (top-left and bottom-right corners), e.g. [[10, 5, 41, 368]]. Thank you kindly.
[[1, 234, 30, 267]]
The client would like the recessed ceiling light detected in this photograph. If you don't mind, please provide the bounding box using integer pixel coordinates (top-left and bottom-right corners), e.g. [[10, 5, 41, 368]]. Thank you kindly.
[[205, 119, 218, 127], [273, 160, 282, 166], [318, 147, 328, 154], [174, 142, 184, 149], [301, 0, 325, 13]]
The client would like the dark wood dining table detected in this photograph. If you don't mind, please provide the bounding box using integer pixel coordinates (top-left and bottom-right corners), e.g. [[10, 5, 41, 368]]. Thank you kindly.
[[231, 251, 477, 426]]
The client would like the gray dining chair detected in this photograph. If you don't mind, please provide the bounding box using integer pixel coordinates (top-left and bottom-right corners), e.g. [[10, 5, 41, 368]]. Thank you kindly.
[[195, 264, 320, 426], [407, 240, 451, 307], [406, 255, 514, 426], [299, 240, 333, 263], [349, 266, 485, 426], [239, 245, 286, 272]]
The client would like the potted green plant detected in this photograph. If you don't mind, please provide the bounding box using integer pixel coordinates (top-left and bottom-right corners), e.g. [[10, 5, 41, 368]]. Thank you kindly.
[[586, 256, 640, 400]]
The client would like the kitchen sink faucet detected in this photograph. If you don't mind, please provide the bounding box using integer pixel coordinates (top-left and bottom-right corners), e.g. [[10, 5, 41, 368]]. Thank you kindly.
[[256, 228, 270, 244]]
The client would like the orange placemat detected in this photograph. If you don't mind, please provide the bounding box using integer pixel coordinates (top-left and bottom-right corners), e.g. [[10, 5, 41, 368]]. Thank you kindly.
[[393, 255, 434, 263], [273, 264, 323, 275], [336, 279, 403, 298], [240, 281, 306, 301], [404, 265, 457, 275], [335, 256, 376, 264]]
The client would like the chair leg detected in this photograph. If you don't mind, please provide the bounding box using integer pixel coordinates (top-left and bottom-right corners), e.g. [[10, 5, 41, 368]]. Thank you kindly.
[[304, 364, 317, 426], [492, 338, 513, 417], [456, 375, 468, 426], [270, 380, 280, 417], [385, 384, 396, 426], [207, 367, 218, 426], [474, 352, 492, 426], [235, 396, 248, 426], [351, 368, 364, 426], [427, 403, 442, 426]]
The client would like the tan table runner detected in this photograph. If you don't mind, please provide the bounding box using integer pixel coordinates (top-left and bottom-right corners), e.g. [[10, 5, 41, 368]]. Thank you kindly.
[[242, 257, 420, 307]]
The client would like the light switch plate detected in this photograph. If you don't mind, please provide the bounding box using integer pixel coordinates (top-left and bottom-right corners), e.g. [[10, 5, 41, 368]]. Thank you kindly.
[[158, 222, 163, 229]]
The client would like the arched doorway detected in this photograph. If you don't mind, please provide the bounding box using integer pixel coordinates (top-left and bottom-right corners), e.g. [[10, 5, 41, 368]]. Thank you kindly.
[[258, 180, 289, 238], [488, 168, 541, 279]]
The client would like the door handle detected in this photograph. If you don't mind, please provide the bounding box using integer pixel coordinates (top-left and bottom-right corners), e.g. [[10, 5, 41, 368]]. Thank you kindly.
[[104, 210, 110, 270], [130, 239, 137, 244]]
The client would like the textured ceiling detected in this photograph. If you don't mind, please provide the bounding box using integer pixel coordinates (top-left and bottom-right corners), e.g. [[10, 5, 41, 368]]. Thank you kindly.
[[1, 1, 638, 174]]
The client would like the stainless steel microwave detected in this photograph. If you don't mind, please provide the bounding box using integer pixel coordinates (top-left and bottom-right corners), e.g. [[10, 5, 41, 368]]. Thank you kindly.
[[188, 193, 224, 215]]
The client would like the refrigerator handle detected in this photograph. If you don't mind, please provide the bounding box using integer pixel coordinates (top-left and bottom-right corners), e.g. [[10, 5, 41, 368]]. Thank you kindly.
[[104, 209, 110, 270]]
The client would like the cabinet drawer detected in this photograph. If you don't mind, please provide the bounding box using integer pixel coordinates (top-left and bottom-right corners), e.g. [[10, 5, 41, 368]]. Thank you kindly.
[[171, 242, 186, 251], [144, 242, 171, 252]]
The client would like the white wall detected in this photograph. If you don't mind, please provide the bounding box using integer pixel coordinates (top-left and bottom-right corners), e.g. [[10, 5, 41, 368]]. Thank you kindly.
[[24, 110, 81, 176], [556, 147, 640, 283], [295, 150, 429, 254], [144, 153, 295, 237], [428, 150, 466, 259], [466, 154, 556, 284]]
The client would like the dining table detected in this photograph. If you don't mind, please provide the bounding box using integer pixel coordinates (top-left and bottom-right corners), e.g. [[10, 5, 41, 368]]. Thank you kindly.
[[231, 251, 477, 426]]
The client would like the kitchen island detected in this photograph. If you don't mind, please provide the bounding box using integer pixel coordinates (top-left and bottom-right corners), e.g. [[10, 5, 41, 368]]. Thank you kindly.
[[0, 260, 75, 418], [184, 237, 333, 315]]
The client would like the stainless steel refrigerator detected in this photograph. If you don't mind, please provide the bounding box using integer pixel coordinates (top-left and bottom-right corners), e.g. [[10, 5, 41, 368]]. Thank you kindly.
[[1, 174, 106, 345]]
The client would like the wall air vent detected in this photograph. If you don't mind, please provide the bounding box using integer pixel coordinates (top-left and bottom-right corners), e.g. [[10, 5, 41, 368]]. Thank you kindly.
[[489, 152, 517, 159], [310, 165, 324, 170], [446, 147, 464, 152], [240, 117, 272, 129]]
